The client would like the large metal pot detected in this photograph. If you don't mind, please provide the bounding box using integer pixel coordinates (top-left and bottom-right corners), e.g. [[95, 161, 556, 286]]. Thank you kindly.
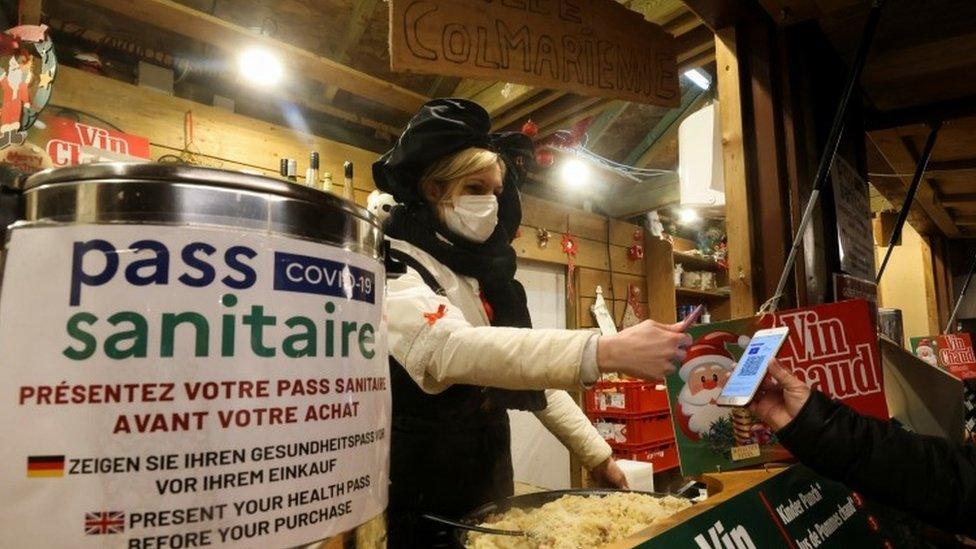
[[0, 163, 390, 547]]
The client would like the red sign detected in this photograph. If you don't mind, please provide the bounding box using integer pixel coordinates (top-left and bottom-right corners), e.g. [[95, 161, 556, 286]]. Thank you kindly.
[[0, 114, 150, 175], [666, 299, 888, 475], [776, 299, 888, 420], [911, 333, 976, 380], [44, 116, 150, 166]]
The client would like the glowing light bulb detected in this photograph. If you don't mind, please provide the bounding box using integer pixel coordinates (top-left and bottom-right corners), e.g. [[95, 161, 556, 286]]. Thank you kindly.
[[238, 47, 283, 87], [678, 208, 701, 224], [560, 158, 591, 189]]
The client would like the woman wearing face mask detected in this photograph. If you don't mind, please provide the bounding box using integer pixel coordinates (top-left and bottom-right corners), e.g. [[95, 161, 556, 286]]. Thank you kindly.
[[372, 99, 691, 547]]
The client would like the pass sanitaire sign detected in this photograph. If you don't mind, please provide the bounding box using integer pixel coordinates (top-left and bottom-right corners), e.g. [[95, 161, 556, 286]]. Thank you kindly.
[[389, 0, 680, 107]]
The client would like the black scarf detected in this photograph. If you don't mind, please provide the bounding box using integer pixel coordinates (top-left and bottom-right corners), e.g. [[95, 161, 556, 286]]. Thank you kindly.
[[384, 183, 547, 412]]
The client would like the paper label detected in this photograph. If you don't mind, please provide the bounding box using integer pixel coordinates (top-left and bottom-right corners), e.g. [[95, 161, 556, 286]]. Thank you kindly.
[[0, 225, 390, 547]]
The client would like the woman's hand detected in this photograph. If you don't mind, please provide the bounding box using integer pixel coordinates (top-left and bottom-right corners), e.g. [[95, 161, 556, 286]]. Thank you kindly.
[[749, 360, 812, 431], [589, 457, 629, 489], [597, 320, 692, 380]]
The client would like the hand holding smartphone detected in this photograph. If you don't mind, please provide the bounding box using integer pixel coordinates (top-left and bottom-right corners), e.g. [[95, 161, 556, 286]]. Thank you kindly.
[[716, 326, 790, 407]]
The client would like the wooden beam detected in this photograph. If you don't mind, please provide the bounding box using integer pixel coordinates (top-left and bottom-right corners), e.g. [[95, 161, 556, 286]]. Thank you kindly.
[[83, 0, 428, 113], [679, 48, 717, 72], [602, 173, 680, 217], [50, 66, 380, 190], [468, 83, 546, 116], [869, 129, 962, 237], [535, 97, 608, 139], [586, 101, 629, 144], [492, 91, 568, 130], [928, 158, 976, 173], [956, 216, 976, 226], [625, 87, 707, 166], [679, 0, 765, 31], [943, 193, 976, 207], [866, 94, 976, 131], [323, 0, 381, 102], [675, 26, 715, 65], [665, 11, 703, 37], [238, 87, 402, 139], [716, 26, 757, 316]]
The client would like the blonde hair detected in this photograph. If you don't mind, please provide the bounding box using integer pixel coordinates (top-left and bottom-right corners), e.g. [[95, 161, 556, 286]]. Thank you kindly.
[[419, 147, 505, 203]]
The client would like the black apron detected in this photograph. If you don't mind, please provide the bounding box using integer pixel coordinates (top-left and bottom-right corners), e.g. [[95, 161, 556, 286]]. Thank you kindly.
[[384, 249, 523, 548]]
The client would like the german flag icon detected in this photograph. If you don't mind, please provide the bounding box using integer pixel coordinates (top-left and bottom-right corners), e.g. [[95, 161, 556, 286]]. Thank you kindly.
[[27, 455, 65, 478]]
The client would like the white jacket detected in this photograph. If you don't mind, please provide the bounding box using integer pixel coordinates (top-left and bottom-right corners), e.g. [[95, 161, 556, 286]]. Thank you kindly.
[[386, 238, 613, 469]]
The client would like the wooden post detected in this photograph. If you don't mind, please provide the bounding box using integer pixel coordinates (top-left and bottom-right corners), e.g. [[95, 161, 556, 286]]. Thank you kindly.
[[716, 27, 757, 317]]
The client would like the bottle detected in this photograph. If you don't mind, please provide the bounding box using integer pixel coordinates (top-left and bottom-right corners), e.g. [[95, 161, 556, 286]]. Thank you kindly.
[[343, 161, 355, 201], [279, 158, 289, 178], [701, 307, 711, 324], [286, 159, 298, 183], [305, 152, 320, 189], [323, 172, 334, 193]]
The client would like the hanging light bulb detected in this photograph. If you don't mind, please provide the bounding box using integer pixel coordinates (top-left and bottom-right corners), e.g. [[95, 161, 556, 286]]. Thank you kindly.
[[238, 47, 284, 87], [678, 208, 701, 224], [560, 158, 591, 189]]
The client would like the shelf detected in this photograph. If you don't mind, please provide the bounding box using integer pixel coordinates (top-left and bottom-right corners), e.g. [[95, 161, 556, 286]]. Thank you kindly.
[[672, 250, 723, 271], [676, 287, 731, 299]]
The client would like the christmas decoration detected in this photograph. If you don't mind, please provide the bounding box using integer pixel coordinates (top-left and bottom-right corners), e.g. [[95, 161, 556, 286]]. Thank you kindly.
[[0, 24, 57, 150], [536, 227, 550, 248], [520, 119, 538, 138], [667, 299, 888, 475], [620, 285, 644, 329], [534, 148, 554, 167], [627, 244, 644, 261], [561, 232, 578, 300]]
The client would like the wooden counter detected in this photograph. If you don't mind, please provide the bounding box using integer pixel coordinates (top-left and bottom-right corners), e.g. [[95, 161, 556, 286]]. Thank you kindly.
[[605, 467, 788, 548]]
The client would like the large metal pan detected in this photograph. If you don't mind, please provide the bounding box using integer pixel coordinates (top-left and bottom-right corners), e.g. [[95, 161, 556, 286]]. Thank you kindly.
[[451, 488, 694, 548]]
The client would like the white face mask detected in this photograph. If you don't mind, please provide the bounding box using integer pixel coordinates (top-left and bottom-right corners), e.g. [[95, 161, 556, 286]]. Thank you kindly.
[[439, 194, 499, 243]]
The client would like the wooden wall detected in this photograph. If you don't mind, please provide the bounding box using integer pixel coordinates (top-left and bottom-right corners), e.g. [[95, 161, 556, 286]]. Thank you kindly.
[[51, 68, 649, 328], [49, 67, 380, 203], [515, 195, 648, 329]]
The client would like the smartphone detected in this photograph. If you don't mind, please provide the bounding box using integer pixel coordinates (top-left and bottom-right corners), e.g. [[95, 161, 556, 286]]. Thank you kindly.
[[678, 304, 705, 331], [716, 326, 790, 407]]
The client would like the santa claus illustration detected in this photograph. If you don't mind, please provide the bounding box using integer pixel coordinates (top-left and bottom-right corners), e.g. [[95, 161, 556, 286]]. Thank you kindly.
[[0, 54, 31, 134], [676, 331, 750, 441], [915, 339, 939, 367]]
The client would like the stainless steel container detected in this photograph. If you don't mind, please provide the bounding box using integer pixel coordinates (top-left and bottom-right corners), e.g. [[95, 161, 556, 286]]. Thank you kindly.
[[0, 163, 389, 548]]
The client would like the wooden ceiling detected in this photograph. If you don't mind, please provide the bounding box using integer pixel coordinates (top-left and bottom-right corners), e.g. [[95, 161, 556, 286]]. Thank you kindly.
[[34, 0, 715, 216], [757, 0, 976, 238]]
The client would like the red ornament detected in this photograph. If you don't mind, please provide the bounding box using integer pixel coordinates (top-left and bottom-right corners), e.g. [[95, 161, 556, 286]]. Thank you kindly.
[[627, 244, 644, 261], [535, 148, 555, 167], [561, 233, 579, 300], [561, 233, 578, 255], [521, 119, 539, 138]]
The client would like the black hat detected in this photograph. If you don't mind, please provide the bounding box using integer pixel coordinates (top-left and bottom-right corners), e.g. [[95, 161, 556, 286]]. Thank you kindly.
[[372, 98, 534, 205]]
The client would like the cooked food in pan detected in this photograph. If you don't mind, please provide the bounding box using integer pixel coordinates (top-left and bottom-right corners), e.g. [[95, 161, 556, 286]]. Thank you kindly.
[[465, 492, 692, 549]]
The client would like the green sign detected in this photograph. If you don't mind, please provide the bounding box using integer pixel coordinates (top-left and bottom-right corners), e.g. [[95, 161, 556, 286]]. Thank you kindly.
[[642, 465, 919, 548]]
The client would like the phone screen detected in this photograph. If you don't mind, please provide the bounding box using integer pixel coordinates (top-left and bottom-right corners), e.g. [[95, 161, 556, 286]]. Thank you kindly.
[[719, 328, 789, 402]]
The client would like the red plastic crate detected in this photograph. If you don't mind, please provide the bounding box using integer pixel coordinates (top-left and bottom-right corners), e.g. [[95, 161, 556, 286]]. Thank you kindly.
[[591, 413, 674, 446], [612, 439, 679, 473], [585, 380, 669, 416]]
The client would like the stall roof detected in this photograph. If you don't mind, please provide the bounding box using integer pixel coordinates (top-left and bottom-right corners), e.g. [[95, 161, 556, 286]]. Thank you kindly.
[[758, 0, 976, 238], [38, 0, 713, 216]]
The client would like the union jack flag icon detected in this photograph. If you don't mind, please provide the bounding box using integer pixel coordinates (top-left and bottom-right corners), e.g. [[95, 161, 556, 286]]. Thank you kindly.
[[85, 511, 125, 535]]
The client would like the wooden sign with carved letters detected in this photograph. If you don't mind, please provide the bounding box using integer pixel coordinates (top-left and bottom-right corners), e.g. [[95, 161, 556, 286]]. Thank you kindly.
[[389, 0, 680, 107]]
